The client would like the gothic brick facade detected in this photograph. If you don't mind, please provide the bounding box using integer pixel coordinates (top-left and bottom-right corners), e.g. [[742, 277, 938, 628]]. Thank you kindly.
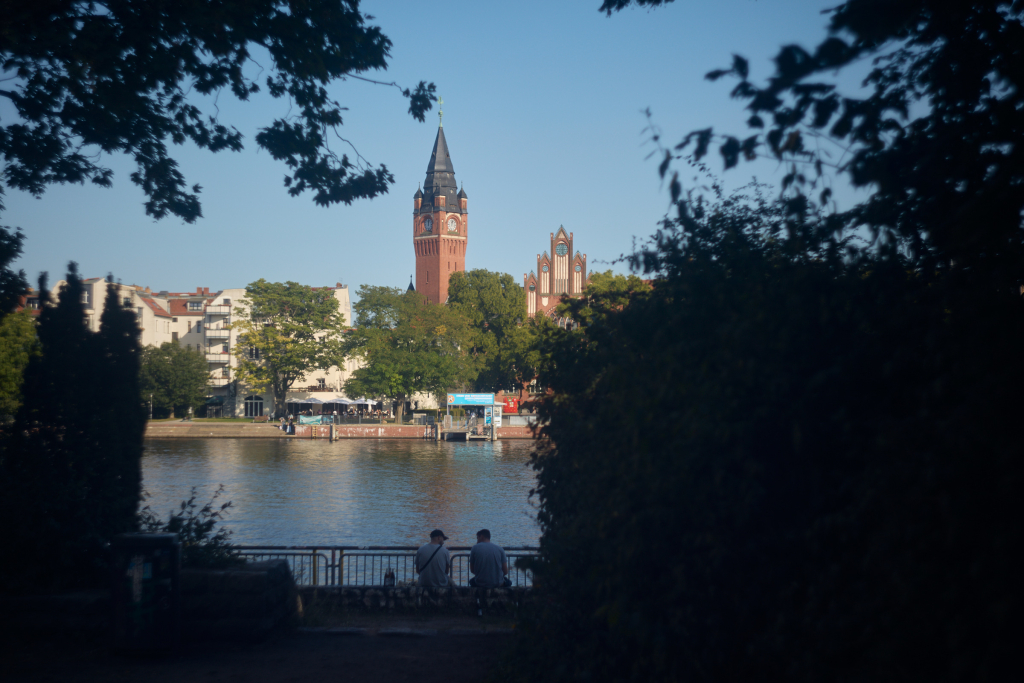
[[524, 226, 588, 318]]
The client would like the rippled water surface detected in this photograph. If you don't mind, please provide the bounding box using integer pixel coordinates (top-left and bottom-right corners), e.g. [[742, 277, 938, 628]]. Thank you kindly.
[[142, 439, 540, 547]]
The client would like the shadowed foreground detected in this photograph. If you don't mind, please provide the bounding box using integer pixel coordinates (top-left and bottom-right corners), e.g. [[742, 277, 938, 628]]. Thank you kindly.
[[6, 628, 510, 683]]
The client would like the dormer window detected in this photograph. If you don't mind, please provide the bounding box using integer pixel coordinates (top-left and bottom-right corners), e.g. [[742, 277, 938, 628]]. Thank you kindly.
[[188, 301, 202, 311]]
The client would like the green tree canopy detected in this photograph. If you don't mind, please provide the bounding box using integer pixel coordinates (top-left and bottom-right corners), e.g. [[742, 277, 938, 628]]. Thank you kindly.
[[344, 285, 472, 421], [0, 227, 27, 318], [512, 181, 1023, 681], [621, 0, 1024, 292], [231, 279, 347, 416], [506, 1, 1024, 679], [447, 269, 526, 392], [0, 0, 435, 222], [140, 342, 209, 419], [555, 269, 651, 328], [0, 309, 39, 418]]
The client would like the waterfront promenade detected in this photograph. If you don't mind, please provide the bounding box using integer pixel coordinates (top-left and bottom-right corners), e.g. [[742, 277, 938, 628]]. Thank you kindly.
[[144, 420, 535, 439]]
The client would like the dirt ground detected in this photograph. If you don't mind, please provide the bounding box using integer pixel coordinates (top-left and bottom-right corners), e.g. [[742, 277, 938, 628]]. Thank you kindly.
[[4, 616, 514, 683]]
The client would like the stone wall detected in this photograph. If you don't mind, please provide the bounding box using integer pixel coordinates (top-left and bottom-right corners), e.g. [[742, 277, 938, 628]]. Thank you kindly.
[[330, 424, 433, 439], [299, 585, 529, 616], [181, 559, 299, 642], [145, 422, 287, 438], [496, 425, 536, 439]]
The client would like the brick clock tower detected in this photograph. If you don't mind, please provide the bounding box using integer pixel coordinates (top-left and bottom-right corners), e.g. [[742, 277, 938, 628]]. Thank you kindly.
[[412, 118, 467, 304]]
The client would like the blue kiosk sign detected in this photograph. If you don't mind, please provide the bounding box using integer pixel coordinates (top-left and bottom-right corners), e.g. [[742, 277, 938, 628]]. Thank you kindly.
[[446, 393, 501, 430], [447, 393, 495, 406]]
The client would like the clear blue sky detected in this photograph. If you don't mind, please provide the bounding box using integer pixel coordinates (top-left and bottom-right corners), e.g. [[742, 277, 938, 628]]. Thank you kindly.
[[4, 0, 863, 296]]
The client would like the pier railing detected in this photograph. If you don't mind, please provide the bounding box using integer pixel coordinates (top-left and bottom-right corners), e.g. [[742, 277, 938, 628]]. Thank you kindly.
[[233, 545, 538, 587]]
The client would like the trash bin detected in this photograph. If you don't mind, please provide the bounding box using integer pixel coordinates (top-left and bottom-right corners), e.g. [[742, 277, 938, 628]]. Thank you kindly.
[[110, 533, 181, 653]]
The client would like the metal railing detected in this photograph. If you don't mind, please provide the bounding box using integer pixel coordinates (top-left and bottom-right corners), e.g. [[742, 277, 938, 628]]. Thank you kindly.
[[233, 545, 538, 587]]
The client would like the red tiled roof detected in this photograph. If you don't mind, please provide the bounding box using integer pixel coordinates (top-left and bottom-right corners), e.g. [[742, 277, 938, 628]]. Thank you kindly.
[[169, 300, 205, 316], [139, 297, 171, 318]]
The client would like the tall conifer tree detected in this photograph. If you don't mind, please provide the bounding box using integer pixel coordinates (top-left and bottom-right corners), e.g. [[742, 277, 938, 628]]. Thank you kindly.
[[0, 266, 144, 592]]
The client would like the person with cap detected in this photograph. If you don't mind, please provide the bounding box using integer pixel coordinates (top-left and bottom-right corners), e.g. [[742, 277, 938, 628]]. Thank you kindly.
[[414, 529, 451, 587], [469, 529, 510, 588]]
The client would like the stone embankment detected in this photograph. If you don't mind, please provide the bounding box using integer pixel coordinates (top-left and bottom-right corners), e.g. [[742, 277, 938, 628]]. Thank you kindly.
[[145, 421, 537, 439]]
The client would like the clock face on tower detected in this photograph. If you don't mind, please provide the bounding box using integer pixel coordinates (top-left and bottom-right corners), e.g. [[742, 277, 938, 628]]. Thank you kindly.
[[556, 243, 568, 256], [423, 218, 432, 233], [447, 218, 458, 233]]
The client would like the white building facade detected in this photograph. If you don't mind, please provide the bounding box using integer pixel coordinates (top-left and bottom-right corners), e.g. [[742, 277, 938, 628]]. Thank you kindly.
[[48, 278, 376, 417]]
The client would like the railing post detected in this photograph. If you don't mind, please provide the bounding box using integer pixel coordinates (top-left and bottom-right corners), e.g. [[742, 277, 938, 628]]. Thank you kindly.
[[312, 548, 319, 585]]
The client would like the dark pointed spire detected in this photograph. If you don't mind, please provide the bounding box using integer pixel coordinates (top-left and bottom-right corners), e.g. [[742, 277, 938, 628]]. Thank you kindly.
[[417, 123, 464, 215], [407, 275, 415, 292], [425, 126, 455, 177]]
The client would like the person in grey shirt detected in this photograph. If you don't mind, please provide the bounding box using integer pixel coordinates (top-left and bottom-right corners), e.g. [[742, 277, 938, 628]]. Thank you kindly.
[[469, 528, 509, 588], [414, 529, 450, 587]]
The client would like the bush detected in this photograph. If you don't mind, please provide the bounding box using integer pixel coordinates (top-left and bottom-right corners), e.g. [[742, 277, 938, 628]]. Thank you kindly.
[[507, 188, 1022, 682], [138, 485, 243, 569]]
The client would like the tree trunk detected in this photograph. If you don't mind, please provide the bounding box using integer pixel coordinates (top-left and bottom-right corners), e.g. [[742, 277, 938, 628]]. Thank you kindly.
[[274, 374, 290, 418], [395, 393, 406, 424], [168, 407, 175, 419]]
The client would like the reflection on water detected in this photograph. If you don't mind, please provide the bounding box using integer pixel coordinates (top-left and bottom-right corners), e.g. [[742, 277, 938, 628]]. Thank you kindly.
[[142, 439, 540, 547]]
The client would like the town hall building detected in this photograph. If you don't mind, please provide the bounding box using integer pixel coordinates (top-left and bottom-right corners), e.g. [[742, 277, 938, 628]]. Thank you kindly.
[[408, 115, 588, 319], [524, 226, 588, 318]]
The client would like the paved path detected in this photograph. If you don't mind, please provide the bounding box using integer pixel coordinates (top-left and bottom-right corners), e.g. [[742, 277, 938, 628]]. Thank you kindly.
[[7, 629, 511, 683]]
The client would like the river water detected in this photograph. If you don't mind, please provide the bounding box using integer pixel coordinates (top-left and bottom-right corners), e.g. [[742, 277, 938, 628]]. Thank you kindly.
[[142, 438, 541, 548]]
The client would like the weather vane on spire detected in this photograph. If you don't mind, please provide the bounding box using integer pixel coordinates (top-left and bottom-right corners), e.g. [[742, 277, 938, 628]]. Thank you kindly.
[[438, 96, 444, 127]]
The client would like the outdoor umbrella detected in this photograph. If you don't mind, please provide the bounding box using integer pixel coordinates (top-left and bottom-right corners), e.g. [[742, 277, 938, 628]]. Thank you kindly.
[[305, 397, 324, 404]]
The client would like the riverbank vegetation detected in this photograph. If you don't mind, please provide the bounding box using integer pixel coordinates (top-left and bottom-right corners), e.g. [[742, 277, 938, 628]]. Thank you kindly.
[[141, 342, 209, 419], [231, 280, 348, 417], [343, 285, 475, 421], [506, 1, 1024, 681]]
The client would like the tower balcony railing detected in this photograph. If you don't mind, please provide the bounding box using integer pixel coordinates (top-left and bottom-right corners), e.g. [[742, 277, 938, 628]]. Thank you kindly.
[[206, 353, 230, 364], [208, 377, 230, 387], [206, 328, 230, 339], [205, 305, 231, 316]]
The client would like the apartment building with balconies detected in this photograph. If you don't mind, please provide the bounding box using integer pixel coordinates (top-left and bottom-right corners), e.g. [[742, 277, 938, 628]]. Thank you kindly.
[[41, 278, 369, 417]]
